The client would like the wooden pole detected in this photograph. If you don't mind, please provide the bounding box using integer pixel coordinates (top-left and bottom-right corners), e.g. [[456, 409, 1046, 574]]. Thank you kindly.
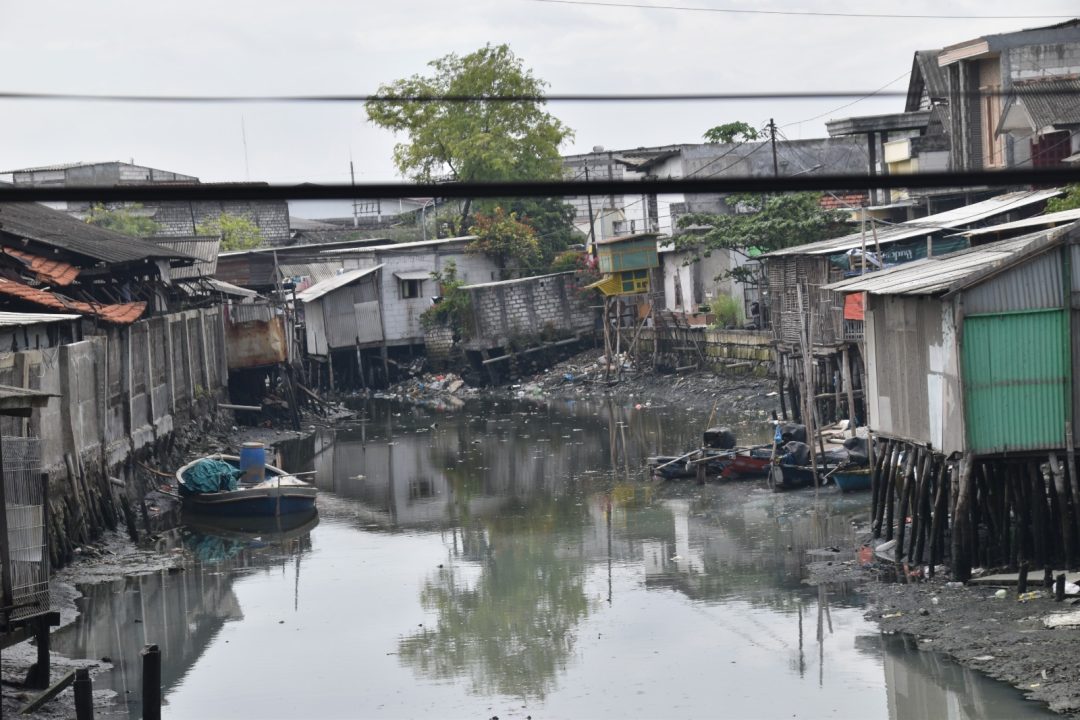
[[142, 644, 161, 720], [952, 453, 975, 582], [74, 667, 94, 720], [796, 286, 819, 487], [842, 346, 856, 436], [777, 353, 789, 421], [1049, 454, 1073, 569], [1066, 421, 1080, 550]]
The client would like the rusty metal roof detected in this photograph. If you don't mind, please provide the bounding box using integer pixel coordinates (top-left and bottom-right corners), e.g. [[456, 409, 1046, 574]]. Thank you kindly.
[[1, 246, 80, 285], [823, 224, 1076, 297], [0, 278, 146, 324], [0, 202, 190, 265]]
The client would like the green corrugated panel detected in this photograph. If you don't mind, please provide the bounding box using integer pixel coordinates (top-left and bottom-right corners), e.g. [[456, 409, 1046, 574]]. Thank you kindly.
[[597, 240, 659, 273], [963, 309, 1068, 454]]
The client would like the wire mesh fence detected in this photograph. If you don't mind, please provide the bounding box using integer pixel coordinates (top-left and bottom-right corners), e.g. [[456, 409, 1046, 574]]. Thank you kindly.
[[3, 435, 47, 623]]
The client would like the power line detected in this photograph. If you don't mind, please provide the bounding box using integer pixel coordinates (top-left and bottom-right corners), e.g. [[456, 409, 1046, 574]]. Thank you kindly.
[[0, 88, 1074, 104], [780, 70, 912, 128], [2, 168, 1077, 203], [523, 0, 1075, 20]]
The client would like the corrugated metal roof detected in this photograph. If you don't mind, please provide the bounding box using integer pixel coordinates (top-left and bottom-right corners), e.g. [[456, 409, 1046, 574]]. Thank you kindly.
[[824, 225, 1074, 297], [0, 311, 81, 327], [278, 261, 343, 285], [463, 271, 574, 290], [0, 202, 191, 265], [1, 247, 80, 285], [595, 232, 661, 246], [764, 189, 1063, 257], [296, 265, 382, 303], [2, 161, 105, 174], [393, 270, 432, 281], [153, 236, 220, 279], [322, 236, 478, 255], [959, 207, 1080, 238], [1010, 77, 1080, 130], [0, 279, 146, 324]]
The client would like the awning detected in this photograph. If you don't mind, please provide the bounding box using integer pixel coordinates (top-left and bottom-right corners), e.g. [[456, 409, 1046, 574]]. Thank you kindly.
[[394, 270, 431, 281]]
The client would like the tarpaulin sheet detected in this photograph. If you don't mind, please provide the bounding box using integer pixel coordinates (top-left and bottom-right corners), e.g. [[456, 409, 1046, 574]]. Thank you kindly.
[[844, 292, 865, 321]]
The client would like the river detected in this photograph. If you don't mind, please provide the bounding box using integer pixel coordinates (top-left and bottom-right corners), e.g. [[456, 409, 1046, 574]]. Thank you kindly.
[[51, 397, 1055, 719]]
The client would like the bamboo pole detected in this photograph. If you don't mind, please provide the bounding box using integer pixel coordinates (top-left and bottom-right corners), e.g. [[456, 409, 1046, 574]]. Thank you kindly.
[[1049, 454, 1073, 569], [795, 286, 819, 488]]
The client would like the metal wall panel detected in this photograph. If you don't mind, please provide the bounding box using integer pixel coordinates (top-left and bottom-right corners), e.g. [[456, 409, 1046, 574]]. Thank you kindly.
[[963, 250, 1063, 315], [868, 295, 938, 446], [1072, 244, 1080, 293], [963, 309, 1069, 454]]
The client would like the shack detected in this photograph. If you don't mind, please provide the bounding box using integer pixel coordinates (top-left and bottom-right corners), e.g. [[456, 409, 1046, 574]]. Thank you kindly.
[[760, 189, 1062, 425], [825, 222, 1080, 577], [296, 266, 385, 389]]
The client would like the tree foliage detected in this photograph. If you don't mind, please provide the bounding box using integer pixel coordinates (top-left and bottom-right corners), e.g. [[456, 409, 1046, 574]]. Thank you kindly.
[[677, 193, 847, 253], [468, 207, 541, 276], [703, 121, 760, 144], [420, 261, 472, 336], [493, 197, 579, 269], [196, 212, 264, 251], [85, 203, 160, 236], [366, 44, 572, 185], [1046, 184, 1080, 213]]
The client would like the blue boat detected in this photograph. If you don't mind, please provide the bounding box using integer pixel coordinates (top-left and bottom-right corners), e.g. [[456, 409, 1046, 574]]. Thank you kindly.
[[832, 468, 872, 493], [176, 454, 317, 517]]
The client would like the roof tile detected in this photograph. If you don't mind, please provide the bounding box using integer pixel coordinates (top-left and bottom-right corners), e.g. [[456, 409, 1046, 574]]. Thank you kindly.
[[0, 278, 146, 324]]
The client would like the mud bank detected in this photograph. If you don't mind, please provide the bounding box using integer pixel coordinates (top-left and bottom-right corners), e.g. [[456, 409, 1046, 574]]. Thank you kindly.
[[809, 557, 1080, 717]]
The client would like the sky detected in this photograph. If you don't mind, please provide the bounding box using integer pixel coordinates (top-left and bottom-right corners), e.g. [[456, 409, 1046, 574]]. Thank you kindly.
[[1, 0, 1077, 217]]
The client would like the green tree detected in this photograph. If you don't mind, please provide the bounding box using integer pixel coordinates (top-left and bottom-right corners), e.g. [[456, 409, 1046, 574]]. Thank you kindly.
[[85, 203, 160, 236], [196, 212, 264, 251], [675, 192, 849, 282], [468, 207, 541, 277], [365, 43, 574, 234], [1046, 184, 1080, 213], [420, 261, 472, 337], [500, 197, 580, 270], [703, 121, 760, 144]]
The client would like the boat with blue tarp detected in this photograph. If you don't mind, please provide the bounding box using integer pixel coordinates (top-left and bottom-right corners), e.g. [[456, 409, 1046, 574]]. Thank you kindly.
[[176, 451, 317, 517]]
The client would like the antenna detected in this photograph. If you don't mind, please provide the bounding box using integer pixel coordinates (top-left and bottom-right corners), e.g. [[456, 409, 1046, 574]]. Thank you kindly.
[[240, 115, 251, 181]]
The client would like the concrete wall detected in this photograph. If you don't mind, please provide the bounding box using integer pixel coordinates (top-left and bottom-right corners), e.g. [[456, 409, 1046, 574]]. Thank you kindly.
[[464, 273, 594, 349], [342, 247, 501, 346], [0, 307, 228, 564]]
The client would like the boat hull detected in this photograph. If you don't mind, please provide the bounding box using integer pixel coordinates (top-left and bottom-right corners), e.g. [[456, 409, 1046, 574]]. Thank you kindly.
[[770, 463, 818, 491], [833, 470, 872, 493], [181, 486, 317, 517], [721, 453, 771, 479]]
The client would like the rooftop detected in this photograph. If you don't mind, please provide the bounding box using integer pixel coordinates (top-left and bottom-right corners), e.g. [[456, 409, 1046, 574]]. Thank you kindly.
[[0, 202, 191, 265], [823, 224, 1076, 297], [296, 265, 383, 303], [0, 279, 146, 324], [0, 311, 81, 327]]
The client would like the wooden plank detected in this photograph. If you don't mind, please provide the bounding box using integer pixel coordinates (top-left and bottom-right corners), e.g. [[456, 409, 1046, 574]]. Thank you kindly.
[[20, 670, 76, 714]]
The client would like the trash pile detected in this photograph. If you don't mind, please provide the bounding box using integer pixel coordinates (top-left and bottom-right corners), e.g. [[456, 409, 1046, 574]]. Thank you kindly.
[[376, 372, 477, 410]]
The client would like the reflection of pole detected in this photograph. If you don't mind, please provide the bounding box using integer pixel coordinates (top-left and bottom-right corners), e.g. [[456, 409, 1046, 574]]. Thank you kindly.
[[606, 498, 613, 605], [797, 600, 805, 678]]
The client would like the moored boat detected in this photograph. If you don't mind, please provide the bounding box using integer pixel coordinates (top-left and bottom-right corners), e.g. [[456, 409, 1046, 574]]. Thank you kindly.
[[177, 454, 317, 517], [832, 467, 872, 493]]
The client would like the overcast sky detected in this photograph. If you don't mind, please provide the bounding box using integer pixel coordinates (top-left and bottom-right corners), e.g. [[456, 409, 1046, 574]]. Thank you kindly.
[[2, 0, 1077, 213]]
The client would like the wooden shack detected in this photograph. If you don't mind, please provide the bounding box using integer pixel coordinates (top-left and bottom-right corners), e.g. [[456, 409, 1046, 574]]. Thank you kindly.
[[826, 223, 1080, 577], [297, 266, 385, 389]]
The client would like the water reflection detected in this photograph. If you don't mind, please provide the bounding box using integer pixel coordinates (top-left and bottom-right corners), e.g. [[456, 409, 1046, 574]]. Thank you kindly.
[[51, 515, 318, 719], [47, 398, 1057, 718]]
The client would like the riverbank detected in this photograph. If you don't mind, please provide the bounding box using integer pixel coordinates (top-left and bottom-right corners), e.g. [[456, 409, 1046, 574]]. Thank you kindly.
[[808, 553, 1080, 716]]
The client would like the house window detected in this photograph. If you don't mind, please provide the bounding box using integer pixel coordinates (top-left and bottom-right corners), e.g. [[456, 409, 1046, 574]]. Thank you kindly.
[[400, 279, 423, 299], [619, 269, 649, 294]]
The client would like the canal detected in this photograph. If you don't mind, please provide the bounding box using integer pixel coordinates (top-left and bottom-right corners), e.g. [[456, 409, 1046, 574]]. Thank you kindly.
[[51, 398, 1054, 719]]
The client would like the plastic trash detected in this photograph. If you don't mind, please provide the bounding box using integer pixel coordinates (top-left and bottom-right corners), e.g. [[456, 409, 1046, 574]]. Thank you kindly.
[[994, 589, 1007, 599]]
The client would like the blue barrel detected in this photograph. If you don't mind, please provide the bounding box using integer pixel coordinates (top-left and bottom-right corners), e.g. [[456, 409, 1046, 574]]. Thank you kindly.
[[238, 442, 266, 484]]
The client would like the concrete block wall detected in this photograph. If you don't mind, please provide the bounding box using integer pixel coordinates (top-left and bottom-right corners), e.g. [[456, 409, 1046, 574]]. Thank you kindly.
[[466, 273, 593, 348], [152, 200, 291, 246]]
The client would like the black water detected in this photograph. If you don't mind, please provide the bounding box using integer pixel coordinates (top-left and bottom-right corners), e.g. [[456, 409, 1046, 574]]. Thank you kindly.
[[51, 398, 1055, 719]]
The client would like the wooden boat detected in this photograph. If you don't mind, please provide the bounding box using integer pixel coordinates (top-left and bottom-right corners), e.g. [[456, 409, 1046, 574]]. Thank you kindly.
[[719, 445, 773, 479], [177, 454, 317, 517], [832, 467, 872, 493]]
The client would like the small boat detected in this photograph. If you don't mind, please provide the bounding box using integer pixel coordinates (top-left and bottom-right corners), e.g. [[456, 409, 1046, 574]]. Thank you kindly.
[[769, 462, 817, 491], [177, 454, 317, 517], [832, 467, 872, 493], [720, 445, 773, 479]]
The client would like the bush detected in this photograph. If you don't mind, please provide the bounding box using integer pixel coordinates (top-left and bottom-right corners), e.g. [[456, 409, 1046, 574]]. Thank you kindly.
[[710, 295, 742, 328]]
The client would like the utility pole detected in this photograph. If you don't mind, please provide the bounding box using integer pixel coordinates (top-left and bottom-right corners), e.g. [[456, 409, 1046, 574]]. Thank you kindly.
[[769, 118, 779, 177], [584, 164, 597, 249], [349, 160, 359, 228]]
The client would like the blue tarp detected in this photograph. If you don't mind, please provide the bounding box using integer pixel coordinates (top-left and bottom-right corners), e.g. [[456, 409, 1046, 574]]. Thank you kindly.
[[180, 459, 241, 495]]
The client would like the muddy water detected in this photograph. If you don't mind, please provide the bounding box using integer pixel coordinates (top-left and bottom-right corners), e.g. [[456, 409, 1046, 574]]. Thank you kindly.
[[52, 398, 1055, 719]]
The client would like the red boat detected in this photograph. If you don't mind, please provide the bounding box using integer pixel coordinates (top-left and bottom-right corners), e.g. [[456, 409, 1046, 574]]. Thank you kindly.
[[720, 446, 773, 479]]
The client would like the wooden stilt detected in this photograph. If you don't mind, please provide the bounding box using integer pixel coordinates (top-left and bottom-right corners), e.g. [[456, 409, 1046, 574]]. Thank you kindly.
[[951, 453, 975, 582]]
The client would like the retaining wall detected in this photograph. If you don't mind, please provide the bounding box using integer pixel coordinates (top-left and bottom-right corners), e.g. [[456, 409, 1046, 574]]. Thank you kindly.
[[0, 307, 228, 565]]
